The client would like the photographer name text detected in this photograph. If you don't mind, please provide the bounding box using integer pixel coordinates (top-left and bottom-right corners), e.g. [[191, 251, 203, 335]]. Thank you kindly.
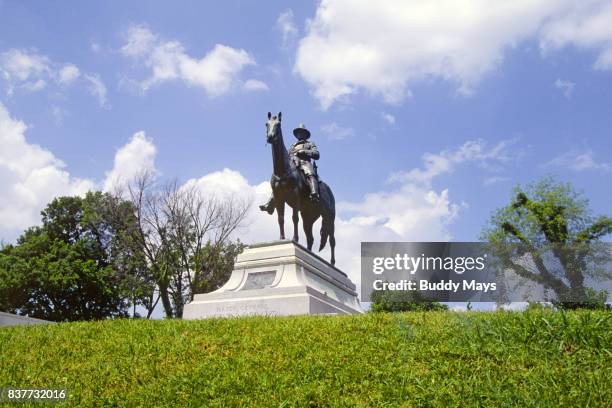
[[373, 279, 497, 292]]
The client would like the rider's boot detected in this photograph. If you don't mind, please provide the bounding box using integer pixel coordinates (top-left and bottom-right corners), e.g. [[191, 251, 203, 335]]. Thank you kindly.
[[307, 176, 320, 202], [259, 197, 275, 214]]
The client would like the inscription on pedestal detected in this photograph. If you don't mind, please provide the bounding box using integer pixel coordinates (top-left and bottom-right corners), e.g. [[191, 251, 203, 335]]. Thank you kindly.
[[214, 300, 275, 315]]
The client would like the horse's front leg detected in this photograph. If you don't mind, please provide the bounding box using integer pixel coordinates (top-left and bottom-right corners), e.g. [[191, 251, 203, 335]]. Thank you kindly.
[[276, 201, 285, 240], [292, 206, 299, 242]]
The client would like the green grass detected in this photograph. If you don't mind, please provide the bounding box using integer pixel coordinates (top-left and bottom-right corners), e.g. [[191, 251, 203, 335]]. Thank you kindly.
[[1, 311, 610, 407]]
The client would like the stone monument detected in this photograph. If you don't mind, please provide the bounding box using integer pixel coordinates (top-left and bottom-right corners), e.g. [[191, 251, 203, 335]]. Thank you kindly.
[[184, 240, 362, 318], [183, 112, 362, 318]]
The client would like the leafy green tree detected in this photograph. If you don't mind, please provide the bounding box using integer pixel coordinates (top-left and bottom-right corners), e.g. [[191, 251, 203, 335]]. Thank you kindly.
[[191, 240, 245, 295], [0, 192, 150, 321], [482, 178, 611, 309], [370, 289, 448, 312]]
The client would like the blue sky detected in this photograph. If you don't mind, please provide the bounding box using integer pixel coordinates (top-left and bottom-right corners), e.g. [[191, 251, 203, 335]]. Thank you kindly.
[[1, 1, 611, 277]]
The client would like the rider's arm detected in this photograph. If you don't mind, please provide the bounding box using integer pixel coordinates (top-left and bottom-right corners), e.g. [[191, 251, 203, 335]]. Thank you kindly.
[[308, 142, 320, 160]]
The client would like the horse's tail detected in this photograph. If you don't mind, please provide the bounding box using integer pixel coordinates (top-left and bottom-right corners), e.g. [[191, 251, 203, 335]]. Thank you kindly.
[[319, 182, 336, 252]]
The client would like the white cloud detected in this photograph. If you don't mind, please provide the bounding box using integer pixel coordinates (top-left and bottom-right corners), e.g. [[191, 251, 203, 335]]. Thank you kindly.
[[0, 49, 50, 83], [331, 178, 461, 288], [120, 25, 158, 58], [243, 79, 269, 92], [327, 139, 521, 286], [381, 112, 395, 124], [321, 122, 354, 140], [103, 131, 157, 191], [548, 150, 611, 172], [554, 78, 575, 98], [390, 139, 515, 186], [84, 73, 108, 108], [483, 175, 509, 186], [58, 64, 80, 84], [295, 0, 612, 108], [277, 9, 299, 48], [339, 186, 458, 240], [121, 24, 255, 97], [0, 102, 163, 241], [0, 48, 107, 106], [22, 79, 46, 92], [181, 169, 279, 245], [539, 2, 612, 70], [50, 105, 68, 125], [0, 102, 94, 240]]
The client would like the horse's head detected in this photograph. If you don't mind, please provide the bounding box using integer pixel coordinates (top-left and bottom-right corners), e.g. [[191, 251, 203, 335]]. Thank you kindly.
[[266, 111, 282, 144]]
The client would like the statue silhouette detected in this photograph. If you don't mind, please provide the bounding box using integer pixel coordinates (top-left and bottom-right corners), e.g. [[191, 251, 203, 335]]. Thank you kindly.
[[260, 112, 336, 265]]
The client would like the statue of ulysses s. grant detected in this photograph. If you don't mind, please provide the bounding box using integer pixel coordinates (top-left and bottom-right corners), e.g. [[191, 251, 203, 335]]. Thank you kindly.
[[259, 112, 337, 265]]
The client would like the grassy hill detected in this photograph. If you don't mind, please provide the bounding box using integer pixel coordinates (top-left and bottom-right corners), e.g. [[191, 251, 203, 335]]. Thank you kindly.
[[1, 310, 610, 407]]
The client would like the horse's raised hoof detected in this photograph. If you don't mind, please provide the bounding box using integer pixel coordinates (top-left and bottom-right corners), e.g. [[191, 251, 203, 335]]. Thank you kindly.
[[259, 203, 274, 215]]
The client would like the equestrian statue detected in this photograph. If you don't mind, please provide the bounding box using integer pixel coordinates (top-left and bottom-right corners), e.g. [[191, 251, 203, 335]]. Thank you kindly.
[[259, 112, 336, 265]]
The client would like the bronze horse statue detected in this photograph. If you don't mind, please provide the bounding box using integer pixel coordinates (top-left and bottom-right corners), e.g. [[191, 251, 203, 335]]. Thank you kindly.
[[265, 112, 336, 265]]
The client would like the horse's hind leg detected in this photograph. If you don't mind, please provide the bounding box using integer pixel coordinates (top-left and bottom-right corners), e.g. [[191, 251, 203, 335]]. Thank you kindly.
[[329, 225, 336, 265], [292, 207, 299, 242], [303, 217, 314, 250], [276, 202, 285, 240]]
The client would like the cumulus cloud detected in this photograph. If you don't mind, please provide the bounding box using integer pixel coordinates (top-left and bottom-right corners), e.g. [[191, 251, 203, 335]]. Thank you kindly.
[[295, 0, 612, 108], [120, 25, 158, 58], [339, 186, 458, 240], [327, 139, 523, 285], [554, 78, 575, 98], [483, 175, 509, 186], [83, 73, 109, 108], [0, 102, 165, 241], [103, 131, 157, 191], [0, 102, 94, 240], [539, 1, 612, 70], [390, 139, 515, 186], [58, 64, 80, 84], [120, 24, 255, 97], [277, 9, 299, 48], [0, 48, 107, 106], [381, 112, 396, 125], [243, 79, 269, 92], [548, 149, 611, 172], [0, 49, 50, 83], [181, 168, 277, 242], [320, 122, 354, 140]]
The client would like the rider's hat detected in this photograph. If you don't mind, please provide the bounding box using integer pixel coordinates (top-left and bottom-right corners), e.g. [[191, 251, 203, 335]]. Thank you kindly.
[[293, 123, 311, 140]]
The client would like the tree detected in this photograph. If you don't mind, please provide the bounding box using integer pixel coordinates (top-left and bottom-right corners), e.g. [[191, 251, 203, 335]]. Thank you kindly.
[[370, 290, 448, 312], [119, 173, 249, 318], [482, 178, 611, 309], [0, 192, 147, 321]]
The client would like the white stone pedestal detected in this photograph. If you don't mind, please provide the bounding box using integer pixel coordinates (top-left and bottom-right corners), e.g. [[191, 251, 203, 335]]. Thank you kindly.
[[183, 240, 363, 319]]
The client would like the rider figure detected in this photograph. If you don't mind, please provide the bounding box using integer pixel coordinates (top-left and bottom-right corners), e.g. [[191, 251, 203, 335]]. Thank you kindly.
[[260, 123, 320, 214]]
